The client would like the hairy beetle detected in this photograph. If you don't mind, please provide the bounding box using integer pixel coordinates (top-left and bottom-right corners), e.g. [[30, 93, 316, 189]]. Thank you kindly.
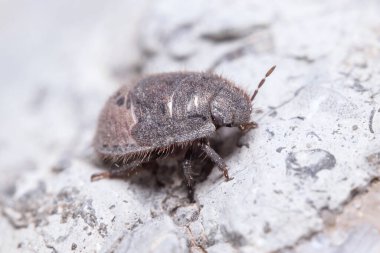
[[92, 66, 276, 198]]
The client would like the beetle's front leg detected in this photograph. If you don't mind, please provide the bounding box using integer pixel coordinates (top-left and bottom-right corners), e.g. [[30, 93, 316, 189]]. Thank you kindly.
[[239, 121, 257, 133], [199, 142, 233, 181]]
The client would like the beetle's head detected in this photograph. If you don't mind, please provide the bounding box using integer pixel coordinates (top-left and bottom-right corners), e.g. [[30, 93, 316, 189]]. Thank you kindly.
[[210, 66, 275, 132], [210, 87, 256, 132]]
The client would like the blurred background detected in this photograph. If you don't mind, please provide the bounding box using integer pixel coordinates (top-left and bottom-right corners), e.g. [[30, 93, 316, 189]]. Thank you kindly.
[[1, 0, 380, 252], [0, 0, 148, 169]]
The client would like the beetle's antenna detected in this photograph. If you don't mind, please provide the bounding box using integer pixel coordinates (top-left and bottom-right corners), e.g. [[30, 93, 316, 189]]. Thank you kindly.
[[250, 65, 276, 102]]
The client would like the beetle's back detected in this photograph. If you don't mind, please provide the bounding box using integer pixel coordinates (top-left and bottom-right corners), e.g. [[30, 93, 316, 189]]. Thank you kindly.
[[94, 72, 241, 160], [93, 86, 145, 158]]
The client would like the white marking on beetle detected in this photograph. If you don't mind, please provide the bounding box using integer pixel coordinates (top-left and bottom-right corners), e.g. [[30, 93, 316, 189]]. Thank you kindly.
[[130, 101, 138, 125], [126, 101, 138, 144], [167, 94, 174, 117], [194, 95, 199, 108], [186, 95, 199, 112], [186, 101, 192, 112]]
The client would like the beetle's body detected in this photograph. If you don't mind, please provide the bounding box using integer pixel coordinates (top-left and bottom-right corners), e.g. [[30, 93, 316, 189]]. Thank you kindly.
[[94, 72, 251, 161], [92, 67, 276, 200]]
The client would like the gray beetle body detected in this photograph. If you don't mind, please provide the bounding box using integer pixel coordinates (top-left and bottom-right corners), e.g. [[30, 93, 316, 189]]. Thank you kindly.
[[94, 72, 251, 158], [92, 68, 275, 200]]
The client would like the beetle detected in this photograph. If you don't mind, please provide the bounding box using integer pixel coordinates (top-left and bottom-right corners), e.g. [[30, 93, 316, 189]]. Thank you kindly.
[[91, 66, 276, 198]]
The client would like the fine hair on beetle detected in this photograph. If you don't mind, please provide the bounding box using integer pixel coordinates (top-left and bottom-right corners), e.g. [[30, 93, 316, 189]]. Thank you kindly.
[[92, 66, 276, 200]]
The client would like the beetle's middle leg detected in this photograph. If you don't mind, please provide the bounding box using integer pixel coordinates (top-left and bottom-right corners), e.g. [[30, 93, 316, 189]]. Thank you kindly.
[[199, 141, 233, 181], [182, 148, 196, 202]]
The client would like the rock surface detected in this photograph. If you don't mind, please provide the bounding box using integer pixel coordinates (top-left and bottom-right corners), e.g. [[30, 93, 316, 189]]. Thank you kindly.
[[1, 0, 380, 252]]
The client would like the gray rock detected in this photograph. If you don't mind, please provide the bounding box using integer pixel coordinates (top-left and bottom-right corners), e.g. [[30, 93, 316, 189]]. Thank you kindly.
[[1, 0, 380, 252]]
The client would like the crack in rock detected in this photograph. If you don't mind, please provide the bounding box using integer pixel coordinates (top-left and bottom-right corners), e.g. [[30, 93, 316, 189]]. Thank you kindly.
[[258, 86, 307, 122], [369, 108, 376, 134], [274, 230, 320, 253], [279, 177, 380, 253]]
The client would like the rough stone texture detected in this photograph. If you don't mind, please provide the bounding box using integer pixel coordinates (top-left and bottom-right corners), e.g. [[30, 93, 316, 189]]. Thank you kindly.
[[1, 0, 380, 252]]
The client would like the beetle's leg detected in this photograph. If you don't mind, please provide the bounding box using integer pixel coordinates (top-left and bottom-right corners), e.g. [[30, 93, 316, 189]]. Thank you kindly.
[[239, 121, 258, 132], [199, 143, 233, 181], [91, 160, 144, 181], [182, 149, 196, 202]]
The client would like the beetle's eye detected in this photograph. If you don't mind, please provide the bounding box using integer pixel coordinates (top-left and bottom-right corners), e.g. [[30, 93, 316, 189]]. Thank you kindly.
[[226, 123, 233, 127]]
